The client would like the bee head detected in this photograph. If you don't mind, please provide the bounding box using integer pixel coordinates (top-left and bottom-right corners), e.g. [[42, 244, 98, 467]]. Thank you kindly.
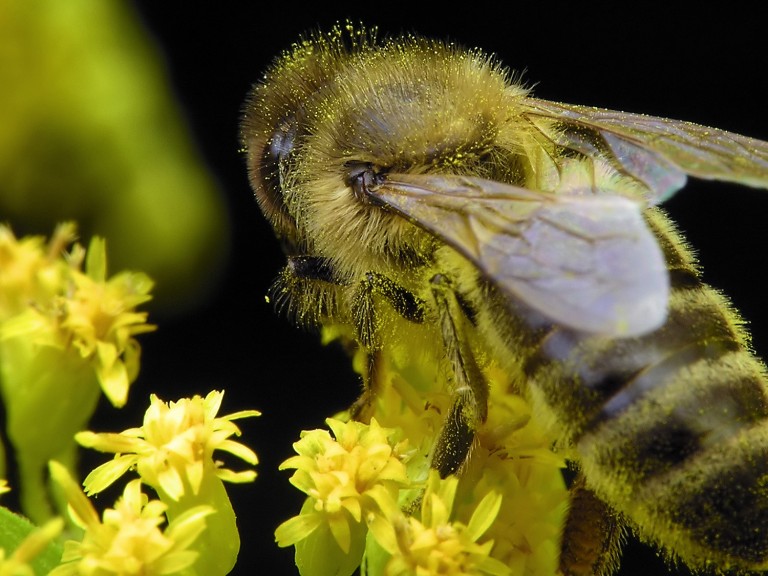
[[241, 24, 526, 278]]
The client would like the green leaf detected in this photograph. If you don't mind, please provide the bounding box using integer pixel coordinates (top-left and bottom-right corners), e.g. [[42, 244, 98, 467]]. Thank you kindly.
[[0, 506, 63, 572]]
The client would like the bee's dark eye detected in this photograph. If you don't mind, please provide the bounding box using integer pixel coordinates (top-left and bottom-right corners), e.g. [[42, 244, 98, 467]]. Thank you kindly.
[[252, 116, 302, 253], [256, 117, 296, 219], [267, 119, 296, 166]]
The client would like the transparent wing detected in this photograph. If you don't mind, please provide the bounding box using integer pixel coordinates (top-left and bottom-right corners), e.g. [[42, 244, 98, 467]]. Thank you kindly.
[[524, 98, 768, 204], [371, 173, 668, 336]]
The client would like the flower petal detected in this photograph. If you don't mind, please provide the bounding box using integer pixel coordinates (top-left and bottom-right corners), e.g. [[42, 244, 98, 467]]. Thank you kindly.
[[81, 455, 138, 495], [466, 490, 503, 543], [275, 512, 323, 547]]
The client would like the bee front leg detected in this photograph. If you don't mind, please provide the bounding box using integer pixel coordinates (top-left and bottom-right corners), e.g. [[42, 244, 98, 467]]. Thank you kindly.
[[348, 350, 383, 422], [349, 271, 427, 421], [429, 274, 488, 477], [285, 258, 484, 477]]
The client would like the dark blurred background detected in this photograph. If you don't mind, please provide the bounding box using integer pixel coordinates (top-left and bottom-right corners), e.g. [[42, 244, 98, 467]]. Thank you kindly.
[[6, 2, 768, 575]]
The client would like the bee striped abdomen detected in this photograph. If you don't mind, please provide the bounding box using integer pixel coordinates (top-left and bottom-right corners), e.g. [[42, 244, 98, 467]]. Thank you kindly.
[[525, 209, 768, 569]]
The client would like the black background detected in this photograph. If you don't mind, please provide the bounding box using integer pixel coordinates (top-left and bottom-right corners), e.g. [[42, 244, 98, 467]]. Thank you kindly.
[[112, 3, 768, 575]]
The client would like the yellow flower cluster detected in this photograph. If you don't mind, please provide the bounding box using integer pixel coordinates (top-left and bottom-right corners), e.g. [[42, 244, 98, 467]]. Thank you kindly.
[[49, 462, 213, 576], [0, 223, 157, 523], [0, 223, 155, 407], [73, 390, 260, 575], [0, 223, 74, 319], [276, 418, 410, 553], [278, 326, 569, 576], [0, 225, 262, 574], [77, 390, 259, 499], [376, 472, 511, 576]]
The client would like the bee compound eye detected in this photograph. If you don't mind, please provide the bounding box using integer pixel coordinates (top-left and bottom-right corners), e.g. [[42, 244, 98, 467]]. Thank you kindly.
[[252, 117, 299, 229], [260, 118, 297, 193]]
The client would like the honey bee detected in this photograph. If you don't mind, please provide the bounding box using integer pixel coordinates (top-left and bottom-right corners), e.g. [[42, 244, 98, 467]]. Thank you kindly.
[[240, 24, 768, 575]]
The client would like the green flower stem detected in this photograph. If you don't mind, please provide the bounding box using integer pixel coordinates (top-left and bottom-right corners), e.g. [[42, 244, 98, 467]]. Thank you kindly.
[[0, 338, 101, 523]]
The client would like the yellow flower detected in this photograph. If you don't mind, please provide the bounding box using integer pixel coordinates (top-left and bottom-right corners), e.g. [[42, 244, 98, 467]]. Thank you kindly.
[[0, 228, 155, 408], [60, 237, 155, 407], [49, 461, 213, 576], [77, 390, 260, 500], [77, 391, 259, 576], [372, 471, 511, 576], [276, 418, 411, 555], [0, 222, 77, 321]]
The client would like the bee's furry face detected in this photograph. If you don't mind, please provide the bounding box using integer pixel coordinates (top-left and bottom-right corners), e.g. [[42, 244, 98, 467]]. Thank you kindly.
[[241, 29, 530, 281]]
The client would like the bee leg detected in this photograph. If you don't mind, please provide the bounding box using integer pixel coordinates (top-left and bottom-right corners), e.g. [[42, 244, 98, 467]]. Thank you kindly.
[[350, 271, 427, 350], [560, 473, 625, 576], [281, 256, 377, 421], [283, 257, 430, 421], [348, 350, 383, 422], [347, 271, 427, 420], [429, 274, 488, 477]]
